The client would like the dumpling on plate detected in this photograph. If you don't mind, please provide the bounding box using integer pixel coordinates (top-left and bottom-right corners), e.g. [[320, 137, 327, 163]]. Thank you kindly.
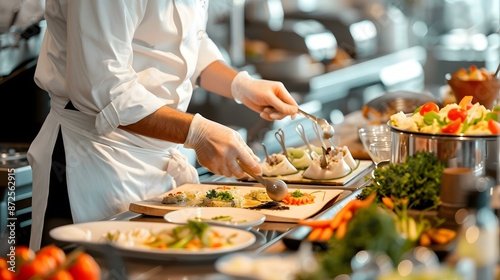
[[302, 149, 351, 180], [261, 153, 298, 176], [335, 146, 357, 169]]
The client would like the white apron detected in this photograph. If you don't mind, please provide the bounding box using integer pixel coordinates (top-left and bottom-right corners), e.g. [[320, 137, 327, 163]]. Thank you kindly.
[[27, 96, 199, 250]]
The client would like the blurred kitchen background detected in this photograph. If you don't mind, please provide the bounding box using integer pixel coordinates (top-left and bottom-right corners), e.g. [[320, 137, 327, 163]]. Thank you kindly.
[[0, 0, 499, 245]]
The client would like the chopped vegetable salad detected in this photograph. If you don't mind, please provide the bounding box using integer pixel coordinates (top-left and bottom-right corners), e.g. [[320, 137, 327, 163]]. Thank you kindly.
[[390, 96, 500, 135]]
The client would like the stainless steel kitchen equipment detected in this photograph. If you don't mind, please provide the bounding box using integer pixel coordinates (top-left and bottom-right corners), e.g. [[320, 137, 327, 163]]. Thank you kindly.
[[389, 125, 499, 178], [245, 18, 337, 63], [0, 142, 32, 248]]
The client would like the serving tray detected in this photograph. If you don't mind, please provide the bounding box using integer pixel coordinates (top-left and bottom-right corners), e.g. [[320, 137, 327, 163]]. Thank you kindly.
[[129, 183, 344, 223], [253, 160, 372, 186]]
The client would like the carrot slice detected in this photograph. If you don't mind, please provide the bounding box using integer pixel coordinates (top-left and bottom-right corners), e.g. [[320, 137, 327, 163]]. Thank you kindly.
[[298, 219, 333, 228], [307, 227, 323, 241], [381, 196, 394, 210], [356, 192, 377, 210], [335, 220, 348, 239], [330, 199, 359, 230], [459, 96, 473, 110], [319, 227, 333, 242]]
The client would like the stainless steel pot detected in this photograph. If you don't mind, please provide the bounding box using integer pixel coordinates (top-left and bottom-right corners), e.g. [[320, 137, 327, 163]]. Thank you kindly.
[[389, 125, 499, 178]]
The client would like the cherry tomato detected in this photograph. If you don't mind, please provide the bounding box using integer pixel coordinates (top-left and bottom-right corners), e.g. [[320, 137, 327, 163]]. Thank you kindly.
[[442, 119, 462, 134], [447, 108, 467, 122], [37, 245, 66, 267], [419, 102, 439, 116], [17, 254, 57, 280], [0, 258, 7, 270], [0, 268, 15, 280], [45, 269, 75, 280], [67, 253, 101, 280], [15, 246, 35, 269], [488, 119, 500, 134]]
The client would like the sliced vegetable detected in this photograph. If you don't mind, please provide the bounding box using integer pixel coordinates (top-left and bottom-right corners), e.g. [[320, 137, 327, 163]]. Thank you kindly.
[[419, 102, 439, 116], [458, 96, 473, 110], [442, 119, 461, 133], [447, 108, 467, 122], [422, 111, 441, 125], [381, 196, 394, 210], [488, 119, 500, 134]]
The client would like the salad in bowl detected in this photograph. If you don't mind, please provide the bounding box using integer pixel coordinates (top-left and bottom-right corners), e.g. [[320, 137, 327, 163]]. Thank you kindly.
[[389, 96, 500, 135]]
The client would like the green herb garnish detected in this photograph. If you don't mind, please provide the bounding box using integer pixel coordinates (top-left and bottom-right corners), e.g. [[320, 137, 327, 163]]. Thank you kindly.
[[358, 151, 444, 210]]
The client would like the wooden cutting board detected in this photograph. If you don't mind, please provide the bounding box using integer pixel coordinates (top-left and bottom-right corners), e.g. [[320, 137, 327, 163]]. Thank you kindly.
[[129, 183, 344, 223]]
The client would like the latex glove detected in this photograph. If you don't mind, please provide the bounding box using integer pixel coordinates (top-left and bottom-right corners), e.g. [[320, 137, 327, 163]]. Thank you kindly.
[[231, 71, 298, 121], [184, 113, 261, 178]]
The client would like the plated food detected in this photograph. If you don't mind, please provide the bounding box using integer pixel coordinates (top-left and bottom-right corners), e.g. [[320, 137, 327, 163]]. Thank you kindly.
[[163, 207, 266, 230], [50, 221, 256, 261], [161, 185, 320, 208], [104, 220, 237, 250], [389, 96, 500, 135], [261, 153, 298, 176], [129, 184, 345, 222], [261, 145, 359, 181]]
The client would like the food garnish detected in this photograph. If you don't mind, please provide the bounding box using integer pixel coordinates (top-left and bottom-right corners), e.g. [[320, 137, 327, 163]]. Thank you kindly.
[[282, 190, 317, 205], [358, 151, 444, 210]]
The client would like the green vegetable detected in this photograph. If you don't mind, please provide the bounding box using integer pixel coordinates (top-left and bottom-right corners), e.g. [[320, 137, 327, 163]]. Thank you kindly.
[[291, 190, 305, 198], [358, 152, 444, 210], [211, 215, 233, 221], [296, 205, 412, 279], [422, 111, 441, 126], [205, 189, 234, 201]]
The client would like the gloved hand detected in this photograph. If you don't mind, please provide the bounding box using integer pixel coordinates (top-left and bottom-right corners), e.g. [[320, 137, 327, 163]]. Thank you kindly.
[[184, 113, 261, 178], [231, 71, 299, 121]]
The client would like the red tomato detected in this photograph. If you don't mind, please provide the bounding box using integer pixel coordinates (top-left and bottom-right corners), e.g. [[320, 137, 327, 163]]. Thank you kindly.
[[45, 269, 75, 280], [17, 254, 57, 280], [15, 246, 35, 269], [447, 108, 467, 122], [0, 258, 7, 270], [442, 119, 462, 134], [488, 119, 500, 134], [0, 268, 15, 280], [37, 245, 66, 267], [419, 102, 439, 116], [67, 253, 101, 280]]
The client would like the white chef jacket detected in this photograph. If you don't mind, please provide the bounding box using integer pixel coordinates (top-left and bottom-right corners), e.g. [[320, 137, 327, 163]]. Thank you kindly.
[[27, 0, 225, 250]]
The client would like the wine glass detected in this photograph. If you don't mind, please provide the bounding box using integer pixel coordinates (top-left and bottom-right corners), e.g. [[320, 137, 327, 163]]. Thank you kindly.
[[358, 125, 391, 165], [368, 141, 391, 169]]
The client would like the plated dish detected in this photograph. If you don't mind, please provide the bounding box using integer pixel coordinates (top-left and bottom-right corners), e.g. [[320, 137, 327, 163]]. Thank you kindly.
[[260, 160, 372, 186], [163, 207, 266, 230], [49, 221, 256, 261], [129, 184, 344, 222]]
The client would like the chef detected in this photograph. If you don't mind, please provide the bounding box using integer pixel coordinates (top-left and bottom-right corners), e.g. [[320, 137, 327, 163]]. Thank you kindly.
[[28, 0, 298, 250]]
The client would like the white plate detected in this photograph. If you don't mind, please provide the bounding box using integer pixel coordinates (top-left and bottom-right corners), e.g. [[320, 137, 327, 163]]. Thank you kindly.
[[164, 207, 266, 230], [215, 252, 302, 280], [49, 221, 256, 261]]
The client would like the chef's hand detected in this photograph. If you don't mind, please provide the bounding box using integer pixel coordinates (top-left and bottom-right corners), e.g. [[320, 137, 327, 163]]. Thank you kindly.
[[231, 71, 299, 121], [184, 113, 261, 178]]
